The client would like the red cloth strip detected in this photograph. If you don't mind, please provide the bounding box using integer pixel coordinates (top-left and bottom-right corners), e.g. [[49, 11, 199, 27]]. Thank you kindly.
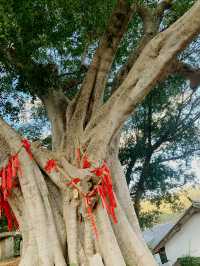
[[44, 159, 57, 173], [21, 139, 33, 159]]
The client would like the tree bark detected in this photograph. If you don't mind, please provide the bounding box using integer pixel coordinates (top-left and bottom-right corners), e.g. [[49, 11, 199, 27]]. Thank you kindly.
[[0, 116, 157, 266], [0, 1, 200, 266]]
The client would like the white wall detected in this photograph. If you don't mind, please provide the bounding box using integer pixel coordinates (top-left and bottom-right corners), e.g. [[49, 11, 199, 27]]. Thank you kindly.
[[165, 212, 200, 265], [154, 253, 162, 265]]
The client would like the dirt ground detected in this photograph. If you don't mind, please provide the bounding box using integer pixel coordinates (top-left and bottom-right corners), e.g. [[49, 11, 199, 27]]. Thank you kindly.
[[0, 258, 20, 266]]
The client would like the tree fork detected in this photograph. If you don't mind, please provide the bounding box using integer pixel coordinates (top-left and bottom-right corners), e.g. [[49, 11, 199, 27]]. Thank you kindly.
[[0, 117, 157, 265]]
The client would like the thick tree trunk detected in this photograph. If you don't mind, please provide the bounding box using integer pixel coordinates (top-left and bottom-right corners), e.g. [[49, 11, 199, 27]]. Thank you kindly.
[[0, 117, 156, 266], [19, 155, 156, 266], [17, 149, 156, 266]]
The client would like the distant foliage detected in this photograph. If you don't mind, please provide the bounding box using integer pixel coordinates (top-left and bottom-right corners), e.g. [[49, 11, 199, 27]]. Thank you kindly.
[[178, 256, 200, 266], [119, 73, 200, 227]]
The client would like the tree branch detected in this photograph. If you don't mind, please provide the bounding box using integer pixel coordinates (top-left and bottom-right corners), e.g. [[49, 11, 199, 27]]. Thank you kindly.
[[68, 0, 136, 132], [85, 1, 200, 159], [110, 0, 175, 94], [111, 4, 158, 93], [0, 117, 22, 153], [132, 151, 152, 217], [159, 149, 200, 163], [125, 157, 137, 185], [62, 79, 82, 93], [172, 60, 200, 89], [155, 0, 174, 19], [152, 102, 200, 153], [41, 89, 68, 151]]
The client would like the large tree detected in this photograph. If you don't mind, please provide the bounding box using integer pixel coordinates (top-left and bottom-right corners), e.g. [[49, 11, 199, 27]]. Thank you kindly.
[[0, 0, 200, 265]]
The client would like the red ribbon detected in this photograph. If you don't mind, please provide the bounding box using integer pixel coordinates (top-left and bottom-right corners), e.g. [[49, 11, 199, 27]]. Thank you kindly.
[[21, 139, 33, 159], [0, 153, 22, 229], [0, 138, 35, 230], [0, 194, 19, 231], [0, 140, 118, 237], [0, 155, 21, 200], [6, 160, 13, 192], [94, 162, 117, 224], [44, 159, 57, 173], [12, 154, 22, 177], [82, 154, 91, 169], [72, 152, 118, 238], [66, 177, 81, 187]]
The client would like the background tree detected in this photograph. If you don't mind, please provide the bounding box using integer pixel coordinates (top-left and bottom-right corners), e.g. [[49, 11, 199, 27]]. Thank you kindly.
[[0, 0, 200, 265], [119, 74, 200, 224]]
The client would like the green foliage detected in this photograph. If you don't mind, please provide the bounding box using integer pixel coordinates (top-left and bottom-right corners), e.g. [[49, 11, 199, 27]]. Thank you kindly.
[[0, 0, 197, 126], [119, 73, 200, 227], [0, 215, 9, 232], [162, 0, 196, 26], [14, 235, 22, 257], [178, 256, 200, 266], [0, 0, 119, 139], [0, 0, 116, 97], [139, 193, 184, 229], [139, 210, 160, 230]]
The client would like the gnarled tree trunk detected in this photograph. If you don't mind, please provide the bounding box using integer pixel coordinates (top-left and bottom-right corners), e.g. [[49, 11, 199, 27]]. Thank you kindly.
[[0, 117, 156, 266], [0, 1, 200, 265]]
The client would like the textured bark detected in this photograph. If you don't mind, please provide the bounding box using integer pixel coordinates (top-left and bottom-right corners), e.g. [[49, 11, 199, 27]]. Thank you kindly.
[[0, 116, 157, 266], [0, 1, 200, 266], [86, 1, 200, 155], [41, 89, 68, 150]]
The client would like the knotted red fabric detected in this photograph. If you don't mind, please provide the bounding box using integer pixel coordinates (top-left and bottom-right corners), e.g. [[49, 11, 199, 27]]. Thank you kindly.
[[74, 152, 118, 238], [0, 194, 19, 231], [93, 162, 117, 223], [0, 154, 21, 231], [44, 159, 57, 173], [51, 151, 118, 238], [0, 139, 32, 230], [21, 139, 33, 159], [66, 177, 81, 187], [0, 139, 118, 237], [82, 154, 91, 169]]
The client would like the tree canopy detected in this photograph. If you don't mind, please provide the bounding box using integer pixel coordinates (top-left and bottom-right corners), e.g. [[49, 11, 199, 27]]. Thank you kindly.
[[1, 0, 200, 132]]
